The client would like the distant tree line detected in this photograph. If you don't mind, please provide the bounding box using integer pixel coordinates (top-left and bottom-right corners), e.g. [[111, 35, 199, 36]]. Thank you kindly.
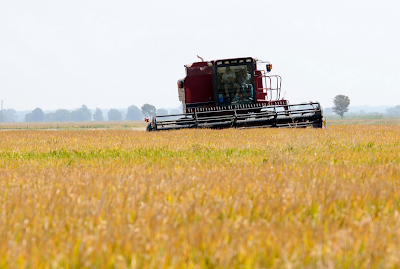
[[43, 105, 92, 122], [386, 105, 400, 117], [0, 109, 19, 122], [25, 105, 93, 122], [3, 100, 400, 123], [9, 103, 182, 123]]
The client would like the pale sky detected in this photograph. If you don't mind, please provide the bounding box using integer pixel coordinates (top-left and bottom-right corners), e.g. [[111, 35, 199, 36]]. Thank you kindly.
[[1, 0, 399, 111]]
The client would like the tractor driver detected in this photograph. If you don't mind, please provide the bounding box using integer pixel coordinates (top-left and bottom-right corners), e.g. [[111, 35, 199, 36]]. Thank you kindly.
[[222, 67, 239, 102], [238, 69, 253, 100]]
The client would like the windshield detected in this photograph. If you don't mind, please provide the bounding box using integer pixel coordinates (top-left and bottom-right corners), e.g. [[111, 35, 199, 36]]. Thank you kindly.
[[216, 63, 254, 106]]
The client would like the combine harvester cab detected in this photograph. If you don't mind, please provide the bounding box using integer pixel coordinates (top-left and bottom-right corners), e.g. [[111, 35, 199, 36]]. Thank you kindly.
[[147, 57, 324, 131]]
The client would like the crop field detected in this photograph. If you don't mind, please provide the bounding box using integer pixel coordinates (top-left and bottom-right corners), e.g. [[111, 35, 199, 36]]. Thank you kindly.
[[0, 121, 148, 131], [1, 124, 400, 268]]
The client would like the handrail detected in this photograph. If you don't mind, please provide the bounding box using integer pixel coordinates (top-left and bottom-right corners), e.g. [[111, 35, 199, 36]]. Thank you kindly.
[[256, 71, 282, 101]]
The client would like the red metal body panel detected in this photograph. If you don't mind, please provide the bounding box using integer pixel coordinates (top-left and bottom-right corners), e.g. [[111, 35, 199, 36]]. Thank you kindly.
[[185, 62, 213, 105], [254, 70, 267, 101], [184, 75, 213, 104]]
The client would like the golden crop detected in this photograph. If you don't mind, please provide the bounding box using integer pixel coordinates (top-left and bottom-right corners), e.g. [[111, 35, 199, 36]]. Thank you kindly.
[[0, 125, 400, 268]]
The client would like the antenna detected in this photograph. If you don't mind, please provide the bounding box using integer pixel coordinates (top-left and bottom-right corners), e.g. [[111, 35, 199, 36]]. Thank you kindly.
[[1, 100, 2, 122]]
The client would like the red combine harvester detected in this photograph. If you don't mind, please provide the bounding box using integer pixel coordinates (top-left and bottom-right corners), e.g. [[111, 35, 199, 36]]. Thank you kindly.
[[146, 57, 324, 131]]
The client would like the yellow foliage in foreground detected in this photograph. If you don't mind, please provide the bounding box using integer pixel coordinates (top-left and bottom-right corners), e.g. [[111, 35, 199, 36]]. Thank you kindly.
[[0, 126, 400, 268]]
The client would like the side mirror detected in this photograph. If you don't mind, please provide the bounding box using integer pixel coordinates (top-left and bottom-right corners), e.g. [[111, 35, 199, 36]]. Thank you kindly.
[[266, 64, 272, 72]]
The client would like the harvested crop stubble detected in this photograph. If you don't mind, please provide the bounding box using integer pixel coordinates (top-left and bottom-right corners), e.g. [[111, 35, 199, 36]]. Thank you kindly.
[[0, 126, 400, 268]]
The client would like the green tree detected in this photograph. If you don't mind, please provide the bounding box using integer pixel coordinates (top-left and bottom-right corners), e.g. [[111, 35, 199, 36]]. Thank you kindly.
[[108, 109, 122, 121], [71, 110, 86, 121], [54, 109, 71, 121], [45, 112, 56, 122], [126, 105, 143, 120], [80, 105, 92, 121], [4, 109, 16, 122], [0, 111, 8, 122], [71, 105, 91, 121], [25, 108, 45, 122], [386, 105, 400, 117], [141, 104, 156, 118], [93, 108, 104, 121], [332, 95, 350, 119], [156, 108, 168, 116]]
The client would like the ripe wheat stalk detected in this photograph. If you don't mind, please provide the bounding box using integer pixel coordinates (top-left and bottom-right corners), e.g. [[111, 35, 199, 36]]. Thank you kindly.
[[0, 125, 399, 268]]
